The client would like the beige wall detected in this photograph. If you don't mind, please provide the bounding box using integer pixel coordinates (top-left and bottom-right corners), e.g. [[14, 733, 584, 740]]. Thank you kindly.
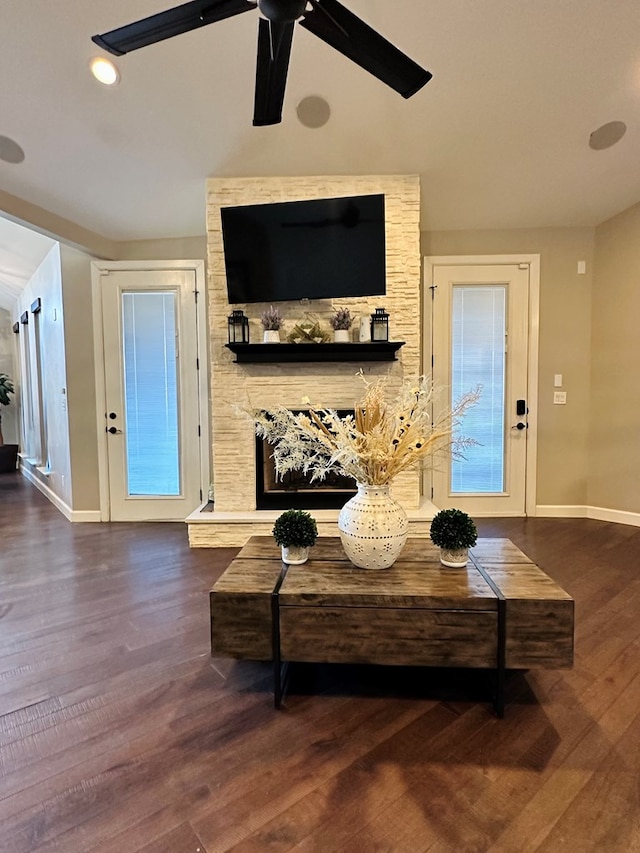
[[424, 227, 594, 507], [12, 244, 101, 514], [589, 202, 640, 513], [60, 245, 101, 511], [14, 245, 73, 503], [116, 236, 206, 261], [8, 187, 640, 519]]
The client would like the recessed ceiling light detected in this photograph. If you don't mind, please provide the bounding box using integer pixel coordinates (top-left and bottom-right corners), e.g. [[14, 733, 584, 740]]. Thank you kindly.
[[589, 120, 627, 151], [90, 56, 120, 86], [0, 135, 25, 164], [296, 96, 331, 129]]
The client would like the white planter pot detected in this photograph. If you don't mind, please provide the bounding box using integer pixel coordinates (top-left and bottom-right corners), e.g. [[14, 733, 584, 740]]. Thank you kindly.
[[281, 545, 309, 565], [333, 329, 351, 342], [263, 330, 280, 343], [439, 547, 469, 568], [338, 483, 409, 570]]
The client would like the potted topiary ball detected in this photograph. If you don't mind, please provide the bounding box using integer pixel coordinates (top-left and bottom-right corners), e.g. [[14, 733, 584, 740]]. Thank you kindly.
[[429, 508, 478, 567], [273, 509, 318, 565], [329, 307, 353, 342]]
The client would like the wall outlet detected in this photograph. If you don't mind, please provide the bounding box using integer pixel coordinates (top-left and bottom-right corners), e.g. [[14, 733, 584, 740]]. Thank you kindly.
[[554, 391, 567, 405]]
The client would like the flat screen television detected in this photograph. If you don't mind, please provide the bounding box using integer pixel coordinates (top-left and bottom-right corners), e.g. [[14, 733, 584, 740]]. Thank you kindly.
[[221, 193, 386, 304]]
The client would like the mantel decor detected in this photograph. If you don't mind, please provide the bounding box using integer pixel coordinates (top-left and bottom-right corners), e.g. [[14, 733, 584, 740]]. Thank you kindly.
[[370, 307, 389, 341], [227, 309, 250, 344], [251, 374, 480, 569], [226, 341, 405, 363]]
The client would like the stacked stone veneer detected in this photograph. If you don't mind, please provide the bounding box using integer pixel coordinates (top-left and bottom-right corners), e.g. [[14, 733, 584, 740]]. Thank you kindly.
[[191, 175, 422, 547]]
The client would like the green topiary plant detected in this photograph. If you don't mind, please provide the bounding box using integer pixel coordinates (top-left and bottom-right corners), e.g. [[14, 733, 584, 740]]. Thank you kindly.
[[0, 373, 15, 446], [429, 508, 478, 550], [272, 509, 318, 548]]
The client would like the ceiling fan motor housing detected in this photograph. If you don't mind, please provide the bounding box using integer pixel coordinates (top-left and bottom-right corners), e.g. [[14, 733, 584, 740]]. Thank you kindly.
[[258, 0, 307, 22]]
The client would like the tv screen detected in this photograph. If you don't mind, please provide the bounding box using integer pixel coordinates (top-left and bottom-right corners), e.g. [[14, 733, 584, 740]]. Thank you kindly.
[[221, 194, 386, 304]]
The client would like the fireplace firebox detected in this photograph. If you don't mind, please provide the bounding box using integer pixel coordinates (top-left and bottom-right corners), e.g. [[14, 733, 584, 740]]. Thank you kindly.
[[255, 410, 357, 510]]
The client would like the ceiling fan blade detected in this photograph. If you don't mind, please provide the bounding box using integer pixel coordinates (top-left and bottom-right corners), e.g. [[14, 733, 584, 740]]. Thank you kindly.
[[253, 18, 295, 126], [300, 0, 431, 98], [92, 0, 256, 56]]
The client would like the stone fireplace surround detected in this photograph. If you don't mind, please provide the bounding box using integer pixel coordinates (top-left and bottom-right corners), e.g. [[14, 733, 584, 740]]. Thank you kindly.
[[187, 175, 428, 547]]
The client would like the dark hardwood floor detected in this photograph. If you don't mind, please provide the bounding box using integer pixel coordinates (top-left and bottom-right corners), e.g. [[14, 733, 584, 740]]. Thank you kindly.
[[1, 472, 639, 852]]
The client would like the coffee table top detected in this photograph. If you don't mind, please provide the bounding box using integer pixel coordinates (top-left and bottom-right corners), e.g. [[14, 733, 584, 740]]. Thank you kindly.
[[220, 536, 572, 611]]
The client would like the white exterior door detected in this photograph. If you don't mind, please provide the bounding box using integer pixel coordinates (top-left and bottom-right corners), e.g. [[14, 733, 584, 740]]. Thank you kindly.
[[429, 259, 538, 516], [97, 266, 204, 521]]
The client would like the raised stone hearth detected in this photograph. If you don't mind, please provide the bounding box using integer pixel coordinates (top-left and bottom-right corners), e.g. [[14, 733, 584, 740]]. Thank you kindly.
[[187, 174, 424, 548]]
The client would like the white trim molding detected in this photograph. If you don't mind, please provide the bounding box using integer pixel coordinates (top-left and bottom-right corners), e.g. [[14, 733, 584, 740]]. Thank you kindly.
[[587, 506, 640, 527], [536, 505, 588, 518], [21, 463, 102, 522], [537, 504, 640, 527]]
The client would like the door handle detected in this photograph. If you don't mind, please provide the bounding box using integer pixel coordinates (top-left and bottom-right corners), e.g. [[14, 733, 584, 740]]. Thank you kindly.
[[107, 426, 123, 434], [511, 422, 527, 431]]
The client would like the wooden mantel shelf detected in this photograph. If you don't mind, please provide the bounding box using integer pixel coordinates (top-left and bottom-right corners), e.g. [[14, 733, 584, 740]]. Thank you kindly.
[[225, 341, 405, 364]]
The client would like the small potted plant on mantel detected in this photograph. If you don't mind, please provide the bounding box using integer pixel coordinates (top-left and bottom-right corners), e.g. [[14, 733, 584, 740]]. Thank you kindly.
[[0, 372, 18, 473], [329, 307, 353, 342], [273, 509, 318, 565], [429, 508, 478, 567], [260, 305, 283, 343]]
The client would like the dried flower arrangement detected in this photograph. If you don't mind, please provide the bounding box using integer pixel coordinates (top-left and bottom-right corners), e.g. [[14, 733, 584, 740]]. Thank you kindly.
[[252, 373, 481, 486], [329, 308, 353, 330], [260, 305, 283, 331]]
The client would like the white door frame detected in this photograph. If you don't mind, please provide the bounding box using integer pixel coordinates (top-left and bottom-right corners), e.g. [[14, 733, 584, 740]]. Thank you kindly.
[[424, 254, 540, 517], [91, 260, 209, 522]]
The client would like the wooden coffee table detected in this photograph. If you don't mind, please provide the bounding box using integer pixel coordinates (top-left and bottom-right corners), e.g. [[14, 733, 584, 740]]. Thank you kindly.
[[210, 536, 574, 716]]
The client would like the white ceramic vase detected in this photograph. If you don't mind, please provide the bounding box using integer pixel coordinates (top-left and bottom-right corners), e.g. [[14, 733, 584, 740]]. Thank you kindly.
[[263, 330, 280, 343], [333, 329, 350, 342], [439, 547, 469, 568], [281, 545, 309, 565], [337, 483, 409, 570]]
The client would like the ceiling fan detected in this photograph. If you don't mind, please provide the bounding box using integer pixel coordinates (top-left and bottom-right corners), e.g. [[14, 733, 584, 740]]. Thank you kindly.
[[92, 0, 432, 126]]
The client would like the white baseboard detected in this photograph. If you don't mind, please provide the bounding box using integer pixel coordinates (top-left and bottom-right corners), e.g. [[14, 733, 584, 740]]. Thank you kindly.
[[536, 505, 588, 518], [536, 504, 640, 527], [20, 466, 102, 522], [587, 505, 640, 527]]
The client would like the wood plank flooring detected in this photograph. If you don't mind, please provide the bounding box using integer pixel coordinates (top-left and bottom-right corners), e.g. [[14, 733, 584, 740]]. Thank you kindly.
[[1, 472, 639, 852]]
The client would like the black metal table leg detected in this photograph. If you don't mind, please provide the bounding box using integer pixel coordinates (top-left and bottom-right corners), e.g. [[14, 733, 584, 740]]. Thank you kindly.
[[271, 563, 289, 709], [471, 554, 507, 718], [494, 597, 506, 718]]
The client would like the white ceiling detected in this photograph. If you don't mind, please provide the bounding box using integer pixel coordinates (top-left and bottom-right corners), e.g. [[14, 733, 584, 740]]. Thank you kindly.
[[0, 0, 639, 246], [0, 219, 55, 310]]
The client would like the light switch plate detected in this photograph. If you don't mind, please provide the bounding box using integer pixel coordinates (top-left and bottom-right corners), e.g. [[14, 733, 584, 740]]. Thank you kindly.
[[554, 391, 567, 405], [554, 374, 563, 387]]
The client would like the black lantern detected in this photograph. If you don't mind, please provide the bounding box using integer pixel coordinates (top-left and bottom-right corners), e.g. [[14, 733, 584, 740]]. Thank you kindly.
[[370, 307, 389, 342], [228, 309, 250, 344]]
